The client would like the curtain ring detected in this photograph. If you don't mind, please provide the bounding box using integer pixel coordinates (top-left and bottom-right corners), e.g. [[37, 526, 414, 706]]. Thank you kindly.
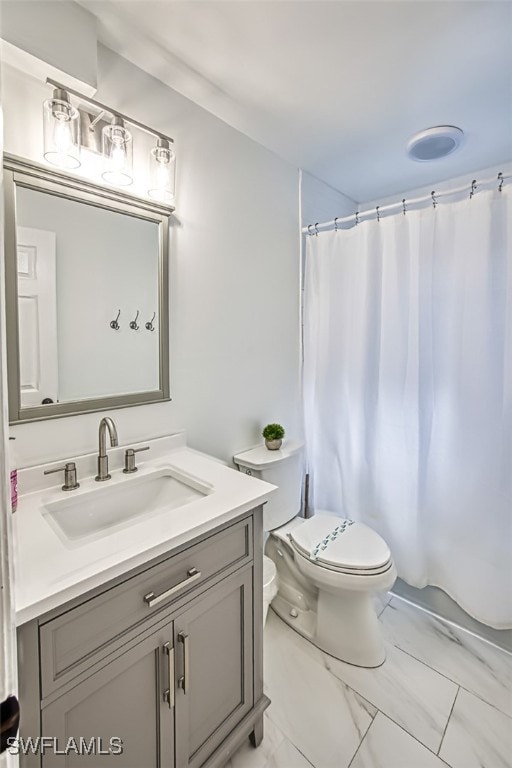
[[307, 224, 314, 236], [470, 179, 477, 199], [314, 222, 319, 236], [498, 172, 504, 192], [431, 191, 437, 209], [376, 206, 380, 222], [334, 217, 339, 232], [355, 211, 359, 226], [402, 198, 407, 216]]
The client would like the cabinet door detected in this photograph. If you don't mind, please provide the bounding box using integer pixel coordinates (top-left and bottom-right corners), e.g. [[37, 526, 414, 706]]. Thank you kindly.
[[174, 568, 253, 768], [41, 622, 175, 767]]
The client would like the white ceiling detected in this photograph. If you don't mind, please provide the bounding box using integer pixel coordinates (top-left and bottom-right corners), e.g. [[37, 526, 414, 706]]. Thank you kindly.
[[81, 0, 512, 203]]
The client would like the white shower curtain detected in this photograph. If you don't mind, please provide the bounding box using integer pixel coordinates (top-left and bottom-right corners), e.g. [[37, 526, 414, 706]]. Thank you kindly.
[[303, 188, 512, 629]]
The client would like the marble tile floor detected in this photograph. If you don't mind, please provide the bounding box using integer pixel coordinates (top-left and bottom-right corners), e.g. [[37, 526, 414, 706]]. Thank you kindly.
[[227, 595, 512, 768]]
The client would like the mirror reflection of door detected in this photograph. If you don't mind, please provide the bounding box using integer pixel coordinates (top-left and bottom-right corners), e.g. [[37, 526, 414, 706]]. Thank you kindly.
[[16, 227, 58, 407]]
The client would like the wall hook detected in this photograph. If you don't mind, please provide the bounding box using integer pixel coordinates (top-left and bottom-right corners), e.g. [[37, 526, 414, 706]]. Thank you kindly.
[[145, 312, 156, 332], [110, 310, 121, 330], [129, 310, 140, 331]]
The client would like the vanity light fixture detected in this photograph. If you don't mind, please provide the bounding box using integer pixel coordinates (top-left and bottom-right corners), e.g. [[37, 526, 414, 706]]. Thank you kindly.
[[148, 138, 176, 204], [101, 116, 133, 186], [43, 88, 81, 169], [42, 78, 176, 209]]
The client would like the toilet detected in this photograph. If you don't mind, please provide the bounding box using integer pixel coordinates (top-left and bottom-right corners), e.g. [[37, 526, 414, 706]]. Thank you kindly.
[[234, 442, 397, 667], [263, 555, 278, 624]]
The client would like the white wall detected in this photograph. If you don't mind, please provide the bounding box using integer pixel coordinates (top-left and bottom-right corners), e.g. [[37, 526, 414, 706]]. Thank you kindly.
[[2, 37, 301, 467], [0, 0, 97, 90], [301, 170, 357, 227]]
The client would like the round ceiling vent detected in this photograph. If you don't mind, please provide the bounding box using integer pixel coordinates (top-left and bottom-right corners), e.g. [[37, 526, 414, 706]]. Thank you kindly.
[[407, 126, 465, 162]]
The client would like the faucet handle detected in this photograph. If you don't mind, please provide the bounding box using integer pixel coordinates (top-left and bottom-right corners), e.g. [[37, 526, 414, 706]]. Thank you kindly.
[[123, 446, 150, 474], [44, 462, 80, 491]]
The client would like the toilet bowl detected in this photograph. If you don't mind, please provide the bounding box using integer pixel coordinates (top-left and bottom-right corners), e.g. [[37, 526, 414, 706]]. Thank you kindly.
[[267, 513, 396, 666], [263, 555, 278, 625], [233, 442, 396, 667]]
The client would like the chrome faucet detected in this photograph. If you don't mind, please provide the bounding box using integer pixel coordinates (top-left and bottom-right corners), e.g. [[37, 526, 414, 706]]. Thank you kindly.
[[95, 417, 119, 481]]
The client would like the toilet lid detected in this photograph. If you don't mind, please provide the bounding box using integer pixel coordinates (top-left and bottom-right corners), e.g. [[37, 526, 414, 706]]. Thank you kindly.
[[289, 513, 391, 570]]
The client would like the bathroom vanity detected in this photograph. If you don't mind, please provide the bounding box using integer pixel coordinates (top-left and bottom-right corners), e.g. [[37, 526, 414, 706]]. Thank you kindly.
[[13, 434, 275, 767]]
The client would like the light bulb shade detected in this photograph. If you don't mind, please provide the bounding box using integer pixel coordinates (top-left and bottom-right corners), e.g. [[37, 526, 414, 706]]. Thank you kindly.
[[101, 117, 133, 186], [148, 138, 176, 204], [43, 90, 81, 169]]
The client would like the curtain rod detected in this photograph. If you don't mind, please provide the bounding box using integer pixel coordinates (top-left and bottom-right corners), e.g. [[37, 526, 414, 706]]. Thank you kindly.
[[302, 172, 511, 234]]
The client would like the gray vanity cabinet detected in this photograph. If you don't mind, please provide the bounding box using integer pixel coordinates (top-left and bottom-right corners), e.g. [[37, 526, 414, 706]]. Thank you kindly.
[[17, 510, 268, 768], [174, 568, 253, 768], [41, 619, 175, 767]]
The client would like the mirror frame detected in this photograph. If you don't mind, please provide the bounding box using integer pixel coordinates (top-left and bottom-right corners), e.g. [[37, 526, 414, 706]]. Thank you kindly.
[[4, 153, 172, 424]]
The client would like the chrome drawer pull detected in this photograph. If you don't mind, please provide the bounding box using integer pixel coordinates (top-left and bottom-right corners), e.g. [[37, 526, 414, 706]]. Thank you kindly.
[[144, 568, 202, 608], [163, 642, 175, 709], [178, 631, 189, 694]]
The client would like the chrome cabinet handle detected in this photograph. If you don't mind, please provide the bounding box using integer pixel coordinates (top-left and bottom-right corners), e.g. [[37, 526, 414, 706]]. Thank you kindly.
[[143, 568, 201, 608], [178, 632, 189, 694], [163, 642, 174, 709]]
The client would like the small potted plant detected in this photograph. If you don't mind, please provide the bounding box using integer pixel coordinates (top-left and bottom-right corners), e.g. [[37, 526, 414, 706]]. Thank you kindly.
[[262, 423, 285, 450]]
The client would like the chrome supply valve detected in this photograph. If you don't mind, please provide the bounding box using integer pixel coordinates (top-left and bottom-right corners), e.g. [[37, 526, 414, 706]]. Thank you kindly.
[[123, 446, 150, 473], [44, 462, 80, 491]]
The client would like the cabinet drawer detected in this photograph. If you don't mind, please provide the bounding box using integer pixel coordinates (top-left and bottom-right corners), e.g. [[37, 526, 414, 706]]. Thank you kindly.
[[40, 515, 253, 699]]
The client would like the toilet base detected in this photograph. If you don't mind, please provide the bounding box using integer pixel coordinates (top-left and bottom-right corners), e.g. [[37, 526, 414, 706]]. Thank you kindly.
[[271, 593, 317, 642], [316, 588, 386, 667], [271, 587, 386, 668]]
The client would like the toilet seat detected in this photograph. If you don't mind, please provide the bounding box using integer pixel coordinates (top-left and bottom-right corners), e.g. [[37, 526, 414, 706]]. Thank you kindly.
[[288, 513, 392, 575]]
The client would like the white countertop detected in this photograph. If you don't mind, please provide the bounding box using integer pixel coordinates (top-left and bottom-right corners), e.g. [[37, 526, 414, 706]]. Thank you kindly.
[[13, 433, 276, 626]]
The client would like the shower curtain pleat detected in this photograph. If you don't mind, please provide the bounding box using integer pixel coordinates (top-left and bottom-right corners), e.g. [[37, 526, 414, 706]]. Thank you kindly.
[[303, 188, 512, 629]]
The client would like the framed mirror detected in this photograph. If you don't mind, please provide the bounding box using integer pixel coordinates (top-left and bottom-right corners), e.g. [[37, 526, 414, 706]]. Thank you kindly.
[[4, 154, 171, 423]]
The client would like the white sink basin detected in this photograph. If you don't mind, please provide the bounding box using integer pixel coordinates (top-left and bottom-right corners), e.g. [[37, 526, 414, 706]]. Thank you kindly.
[[42, 466, 212, 545]]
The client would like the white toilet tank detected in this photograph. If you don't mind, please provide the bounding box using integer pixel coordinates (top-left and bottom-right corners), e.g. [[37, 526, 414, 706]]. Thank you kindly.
[[233, 441, 303, 531]]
